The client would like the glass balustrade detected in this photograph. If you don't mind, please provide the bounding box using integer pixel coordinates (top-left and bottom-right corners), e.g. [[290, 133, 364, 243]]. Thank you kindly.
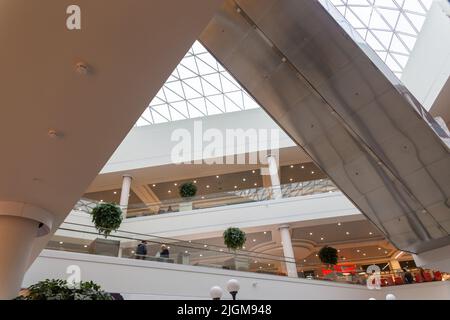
[[74, 178, 339, 218], [49, 222, 369, 285]]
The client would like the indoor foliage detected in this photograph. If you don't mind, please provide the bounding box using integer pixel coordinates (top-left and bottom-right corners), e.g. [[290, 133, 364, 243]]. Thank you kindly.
[[318, 246, 338, 266], [223, 227, 246, 251], [90, 202, 123, 238], [179, 182, 197, 198], [15, 279, 113, 300]]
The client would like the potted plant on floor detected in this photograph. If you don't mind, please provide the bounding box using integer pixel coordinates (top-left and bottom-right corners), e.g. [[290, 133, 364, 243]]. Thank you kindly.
[[178, 182, 197, 211], [223, 227, 248, 271], [318, 246, 339, 280], [16, 279, 114, 300], [89, 202, 122, 256]]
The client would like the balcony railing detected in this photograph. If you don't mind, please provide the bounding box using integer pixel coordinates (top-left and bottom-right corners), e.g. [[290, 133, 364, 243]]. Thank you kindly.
[[51, 221, 368, 285], [74, 178, 339, 218]]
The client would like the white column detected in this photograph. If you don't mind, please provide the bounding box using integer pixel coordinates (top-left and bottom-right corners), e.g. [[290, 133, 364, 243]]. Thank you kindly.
[[119, 175, 133, 218], [279, 225, 298, 278], [0, 201, 53, 299], [267, 156, 282, 199]]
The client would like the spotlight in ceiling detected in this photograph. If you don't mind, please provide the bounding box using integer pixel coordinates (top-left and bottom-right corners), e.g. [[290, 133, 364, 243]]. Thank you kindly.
[[75, 62, 90, 75]]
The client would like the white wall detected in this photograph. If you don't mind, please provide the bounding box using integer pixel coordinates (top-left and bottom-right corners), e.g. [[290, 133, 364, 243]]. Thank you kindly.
[[402, 1, 450, 110], [23, 250, 450, 300], [62, 192, 360, 241], [102, 108, 295, 174]]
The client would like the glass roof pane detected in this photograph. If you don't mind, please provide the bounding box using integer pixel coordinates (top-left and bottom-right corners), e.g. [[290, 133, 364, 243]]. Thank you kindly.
[[321, 0, 432, 78], [137, 41, 261, 126]]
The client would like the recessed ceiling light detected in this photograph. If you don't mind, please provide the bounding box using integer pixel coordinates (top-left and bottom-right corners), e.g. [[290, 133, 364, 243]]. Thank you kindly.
[[290, 165, 294, 168], [384, 251, 388, 254], [84, 245, 88, 248], [303, 259, 307, 262], [254, 261, 258, 264], [174, 183, 178, 186], [309, 232, 313, 236], [201, 196, 205, 199], [75, 61, 89, 75], [243, 246, 246, 249], [311, 171, 315, 174], [152, 184, 156, 187], [320, 237, 324, 241], [289, 178, 293, 182], [268, 263, 271, 266], [343, 257, 347, 260], [185, 251, 188, 254], [193, 180, 197, 183], [369, 232, 373, 235], [168, 190, 171, 193], [234, 186, 238, 189], [252, 170, 256, 174], [252, 239, 256, 242], [346, 231, 350, 235], [204, 244, 207, 248], [220, 249, 223, 252], [337, 249, 341, 253], [131, 250, 135, 254], [363, 253, 367, 256], [259, 266, 263, 269], [100, 200, 103, 202], [315, 254, 318, 257], [199, 254, 203, 257], [242, 178, 246, 182], [216, 175, 220, 179], [59, 241, 64, 245], [206, 185, 210, 188], [263, 231, 267, 235], [337, 222, 341, 226], [254, 183, 258, 186], [301, 166, 305, 169], [357, 249, 360, 253], [113, 191, 117, 195]]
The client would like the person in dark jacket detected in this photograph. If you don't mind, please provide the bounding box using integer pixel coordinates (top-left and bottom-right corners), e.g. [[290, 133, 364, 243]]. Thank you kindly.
[[160, 244, 170, 259], [136, 240, 147, 259], [403, 268, 414, 284]]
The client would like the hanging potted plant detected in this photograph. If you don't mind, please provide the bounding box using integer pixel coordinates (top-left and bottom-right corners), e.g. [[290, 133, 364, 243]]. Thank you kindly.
[[178, 182, 197, 211], [89, 202, 122, 256], [318, 246, 338, 280], [223, 227, 248, 271], [16, 279, 114, 300]]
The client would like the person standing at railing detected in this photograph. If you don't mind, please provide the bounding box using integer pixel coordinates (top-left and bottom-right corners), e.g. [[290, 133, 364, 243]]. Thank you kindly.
[[403, 268, 413, 284], [160, 244, 170, 259], [136, 240, 148, 260]]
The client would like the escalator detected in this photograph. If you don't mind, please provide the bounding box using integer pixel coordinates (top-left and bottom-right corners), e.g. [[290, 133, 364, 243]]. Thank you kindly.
[[200, 0, 450, 254]]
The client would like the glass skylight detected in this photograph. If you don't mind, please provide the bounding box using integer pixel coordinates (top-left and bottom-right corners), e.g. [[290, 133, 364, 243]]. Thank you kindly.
[[138, 1, 433, 126], [136, 41, 260, 126], [326, 0, 433, 78]]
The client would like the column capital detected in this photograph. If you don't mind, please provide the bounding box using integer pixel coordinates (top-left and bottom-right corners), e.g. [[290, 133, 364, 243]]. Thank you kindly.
[[0, 201, 53, 237], [122, 174, 133, 179], [278, 224, 291, 231]]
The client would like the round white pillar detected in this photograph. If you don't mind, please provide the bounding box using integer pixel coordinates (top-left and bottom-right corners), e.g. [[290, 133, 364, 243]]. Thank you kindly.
[[0, 201, 53, 299], [267, 156, 282, 199], [119, 175, 133, 218], [279, 225, 298, 278]]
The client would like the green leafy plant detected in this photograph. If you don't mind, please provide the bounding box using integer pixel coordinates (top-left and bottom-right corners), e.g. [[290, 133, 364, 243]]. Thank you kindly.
[[318, 246, 338, 266], [223, 227, 246, 251], [15, 279, 113, 300], [179, 182, 197, 198], [90, 202, 122, 238]]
